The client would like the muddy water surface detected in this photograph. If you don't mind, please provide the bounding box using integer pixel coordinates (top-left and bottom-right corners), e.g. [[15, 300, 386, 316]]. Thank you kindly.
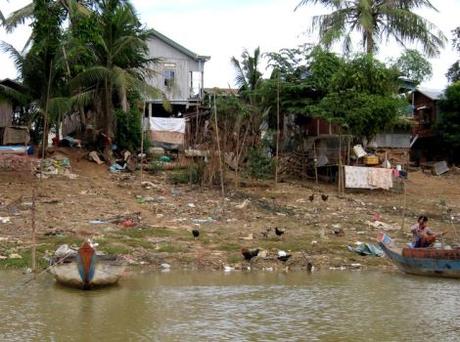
[[1, 270, 459, 341]]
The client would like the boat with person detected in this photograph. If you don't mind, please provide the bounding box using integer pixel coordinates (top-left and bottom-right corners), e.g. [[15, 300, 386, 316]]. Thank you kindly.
[[49, 241, 125, 289], [378, 233, 460, 279]]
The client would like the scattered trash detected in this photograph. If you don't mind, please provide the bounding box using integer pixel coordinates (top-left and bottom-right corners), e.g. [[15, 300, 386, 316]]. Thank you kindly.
[[235, 199, 250, 209], [89, 151, 104, 165], [8, 254, 22, 259], [0, 255, 7, 260], [223, 265, 235, 272], [89, 220, 106, 225], [240, 233, 254, 241], [329, 266, 346, 271], [55, 244, 77, 258], [187, 203, 196, 208], [433, 161, 449, 176], [120, 218, 137, 228], [160, 263, 171, 272], [0, 217, 11, 224], [311, 240, 318, 246], [366, 220, 400, 231]]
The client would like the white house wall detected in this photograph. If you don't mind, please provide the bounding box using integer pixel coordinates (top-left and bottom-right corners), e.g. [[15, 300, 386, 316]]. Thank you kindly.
[[146, 36, 203, 103]]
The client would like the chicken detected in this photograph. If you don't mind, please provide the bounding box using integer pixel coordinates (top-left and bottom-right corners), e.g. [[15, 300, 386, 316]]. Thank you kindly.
[[321, 194, 329, 202], [275, 227, 285, 238], [192, 229, 200, 240], [241, 248, 259, 261], [308, 194, 315, 202], [332, 227, 345, 237], [277, 250, 291, 262]]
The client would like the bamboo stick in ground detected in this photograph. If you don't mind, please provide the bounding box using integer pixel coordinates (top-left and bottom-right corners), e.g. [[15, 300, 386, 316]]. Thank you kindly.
[[213, 94, 225, 197], [140, 101, 146, 185], [31, 189, 37, 273]]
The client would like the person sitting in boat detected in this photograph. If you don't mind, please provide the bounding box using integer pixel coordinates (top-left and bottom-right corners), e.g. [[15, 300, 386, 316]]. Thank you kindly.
[[411, 216, 438, 248]]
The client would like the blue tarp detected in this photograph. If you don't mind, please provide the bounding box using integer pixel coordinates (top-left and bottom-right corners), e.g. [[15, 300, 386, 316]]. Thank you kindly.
[[347, 243, 384, 257]]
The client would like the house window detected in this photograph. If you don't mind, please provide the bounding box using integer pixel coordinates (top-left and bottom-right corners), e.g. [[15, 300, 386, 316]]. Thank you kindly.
[[163, 63, 176, 88], [163, 70, 175, 87]]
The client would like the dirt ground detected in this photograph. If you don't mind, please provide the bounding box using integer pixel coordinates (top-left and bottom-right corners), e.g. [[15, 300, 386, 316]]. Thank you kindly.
[[1, 148, 460, 272]]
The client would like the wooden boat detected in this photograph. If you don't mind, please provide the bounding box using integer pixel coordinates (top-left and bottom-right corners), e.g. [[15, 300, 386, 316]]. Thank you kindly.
[[50, 241, 125, 289], [378, 233, 460, 279]]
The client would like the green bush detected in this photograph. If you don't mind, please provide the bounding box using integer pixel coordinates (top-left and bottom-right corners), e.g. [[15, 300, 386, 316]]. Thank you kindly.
[[115, 107, 142, 151], [246, 147, 274, 179], [168, 163, 203, 184]]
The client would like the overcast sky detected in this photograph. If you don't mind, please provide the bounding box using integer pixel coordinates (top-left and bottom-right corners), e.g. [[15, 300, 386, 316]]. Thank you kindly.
[[0, 0, 459, 90]]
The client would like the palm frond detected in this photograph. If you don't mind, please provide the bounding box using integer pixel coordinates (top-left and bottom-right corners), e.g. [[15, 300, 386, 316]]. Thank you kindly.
[[295, 0, 344, 11], [0, 41, 25, 74], [382, 6, 446, 57], [4, 2, 34, 33], [0, 84, 29, 104], [231, 56, 248, 90], [71, 89, 98, 108], [48, 97, 73, 120], [70, 66, 111, 90]]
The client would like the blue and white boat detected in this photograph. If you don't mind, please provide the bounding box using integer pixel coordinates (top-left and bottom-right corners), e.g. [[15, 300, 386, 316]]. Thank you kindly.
[[378, 233, 460, 279]]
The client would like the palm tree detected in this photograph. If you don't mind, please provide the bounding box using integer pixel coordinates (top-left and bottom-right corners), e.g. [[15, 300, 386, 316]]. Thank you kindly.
[[3, 0, 89, 33], [231, 47, 263, 93], [296, 0, 446, 56], [70, 0, 160, 138]]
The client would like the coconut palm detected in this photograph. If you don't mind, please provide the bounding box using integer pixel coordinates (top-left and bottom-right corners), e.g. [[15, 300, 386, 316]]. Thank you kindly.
[[3, 0, 90, 33], [70, 0, 160, 138], [296, 0, 446, 56], [231, 47, 263, 93]]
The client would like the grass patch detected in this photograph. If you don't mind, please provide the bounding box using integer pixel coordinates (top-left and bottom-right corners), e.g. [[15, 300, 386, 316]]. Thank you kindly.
[[218, 243, 241, 252], [0, 249, 48, 270], [100, 243, 131, 255], [157, 243, 186, 253], [227, 254, 242, 264], [113, 227, 178, 239]]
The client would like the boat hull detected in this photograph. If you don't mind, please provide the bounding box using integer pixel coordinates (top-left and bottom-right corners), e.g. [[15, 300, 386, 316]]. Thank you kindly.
[[380, 243, 460, 279], [50, 262, 125, 289]]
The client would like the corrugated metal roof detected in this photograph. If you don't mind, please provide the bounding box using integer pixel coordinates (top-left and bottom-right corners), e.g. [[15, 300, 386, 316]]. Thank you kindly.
[[150, 29, 210, 62], [416, 88, 443, 100]]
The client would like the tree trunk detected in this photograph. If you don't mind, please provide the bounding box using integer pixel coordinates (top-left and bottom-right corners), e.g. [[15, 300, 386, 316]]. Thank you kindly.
[[366, 30, 374, 54]]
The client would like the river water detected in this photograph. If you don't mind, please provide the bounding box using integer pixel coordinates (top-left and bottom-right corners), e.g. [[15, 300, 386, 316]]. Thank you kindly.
[[0, 270, 459, 341]]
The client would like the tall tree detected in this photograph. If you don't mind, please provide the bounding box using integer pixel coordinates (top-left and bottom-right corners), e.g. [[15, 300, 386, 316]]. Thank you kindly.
[[231, 47, 263, 94], [296, 0, 446, 56], [446, 27, 460, 83], [438, 82, 460, 161], [70, 0, 159, 138], [316, 54, 406, 140], [3, 0, 89, 33], [393, 49, 432, 85]]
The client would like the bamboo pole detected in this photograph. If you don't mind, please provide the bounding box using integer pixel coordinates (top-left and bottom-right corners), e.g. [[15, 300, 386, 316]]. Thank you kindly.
[[213, 94, 225, 197], [39, 60, 53, 183], [313, 141, 318, 184], [401, 180, 407, 232], [275, 74, 280, 185], [140, 101, 146, 185], [338, 135, 343, 193], [31, 189, 37, 273]]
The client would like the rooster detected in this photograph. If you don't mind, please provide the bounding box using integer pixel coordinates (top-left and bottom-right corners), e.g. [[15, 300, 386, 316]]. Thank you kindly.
[[241, 248, 259, 262], [275, 227, 285, 238], [192, 229, 200, 240], [321, 194, 329, 202], [308, 194, 315, 202]]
